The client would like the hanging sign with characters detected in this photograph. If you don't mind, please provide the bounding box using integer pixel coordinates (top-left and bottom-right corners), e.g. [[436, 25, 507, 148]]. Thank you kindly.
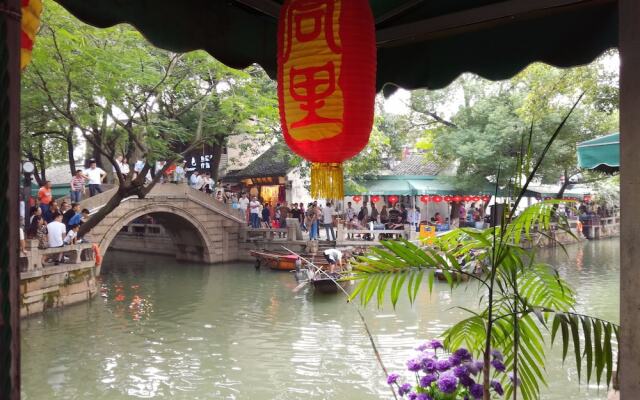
[[277, 0, 376, 199]]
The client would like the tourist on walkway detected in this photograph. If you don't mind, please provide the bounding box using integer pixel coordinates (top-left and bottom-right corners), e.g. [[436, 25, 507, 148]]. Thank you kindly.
[[307, 204, 318, 240], [44, 201, 60, 224], [357, 205, 368, 227], [70, 170, 86, 202], [380, 205, 389, 224], [298, 203, 305, 226], [63, 202, 79, 231], [238, 193, 250, 224], [261, 203, 271, 228], [291, 203, 301, 224], [370, 201, 379, 223], [189, 171, 200, 188], [47, 213, 66, 265], [279, 202, 290, 230], [322, 202, 336, 241], [85, 160, 106, 197], [63, 224, 80, 245], [69, 208, 89, 227], [38, 180, 53, 216], [249, 196, 261, 228]]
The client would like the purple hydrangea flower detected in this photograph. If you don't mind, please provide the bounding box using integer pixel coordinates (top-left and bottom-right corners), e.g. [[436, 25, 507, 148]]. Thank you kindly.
[[453, 365, 469, 378], [449, 354, 462, 366], [454, 348, 472, 361], [422, 358, 437, 373], [491, 358, 506, 372], [509, 372, 522, 387], [408, 393, 417, 400], [429, 339, 444, 350], [470, 383, 484, 399], [420, 373, 437, 388], [491, 380, 505, 396], [387, 373, 399, 385], [472, 360, 484, 375], [458, 374, 475, 388], [416, 394, 432, 400], [407, 359, 422, 372], [436, 359, 451, 372], [398, 383, 412, 396], [437, 373, 458, 394], [416, 342, 429, 351], [491, 349, 504, 361]]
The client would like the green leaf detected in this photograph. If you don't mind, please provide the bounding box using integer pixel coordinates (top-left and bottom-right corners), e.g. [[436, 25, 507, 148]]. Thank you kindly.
[[569, 314, 582, 382], [594, 319, 604, 386], [581, 316, 593, 383]]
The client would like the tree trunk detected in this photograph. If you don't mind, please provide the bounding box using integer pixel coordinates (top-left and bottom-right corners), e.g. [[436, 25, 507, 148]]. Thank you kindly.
[[209, 141, 224, 182], [66, 131, 76, 176]]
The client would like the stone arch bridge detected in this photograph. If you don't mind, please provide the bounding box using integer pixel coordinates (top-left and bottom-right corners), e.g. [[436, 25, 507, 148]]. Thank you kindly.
[[80, 184, 248, 266]]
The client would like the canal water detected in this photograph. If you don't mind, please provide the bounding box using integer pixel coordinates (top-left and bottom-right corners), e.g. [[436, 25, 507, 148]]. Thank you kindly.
[[21, 238, 619, 399]]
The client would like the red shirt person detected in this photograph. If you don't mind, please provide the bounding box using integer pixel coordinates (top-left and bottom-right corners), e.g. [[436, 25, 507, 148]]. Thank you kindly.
[[38, 181, 53, 214]]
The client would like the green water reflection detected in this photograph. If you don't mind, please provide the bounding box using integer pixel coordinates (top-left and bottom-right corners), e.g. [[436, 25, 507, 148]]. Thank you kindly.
[[21, 238, 619, 399]]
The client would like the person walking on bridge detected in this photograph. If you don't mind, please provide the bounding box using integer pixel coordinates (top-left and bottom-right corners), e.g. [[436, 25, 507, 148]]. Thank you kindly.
[[249, 196, 261, 229], [84, 160, 106, 197]]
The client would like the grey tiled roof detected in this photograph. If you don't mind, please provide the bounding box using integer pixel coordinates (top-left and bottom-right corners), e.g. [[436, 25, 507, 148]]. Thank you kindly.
[[390, 154, 441, 176], [223, 143, 293, 180]]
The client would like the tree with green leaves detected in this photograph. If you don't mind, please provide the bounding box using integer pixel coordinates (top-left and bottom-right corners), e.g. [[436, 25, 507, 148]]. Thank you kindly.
[[409, 55, 619, 197], [21, 1, 278, 233], [349, 101, 618, 399]]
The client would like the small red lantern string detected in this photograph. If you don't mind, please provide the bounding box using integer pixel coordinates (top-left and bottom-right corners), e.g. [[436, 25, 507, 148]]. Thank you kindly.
[[371, 195, 380, 203], [388, 195, 399, 205], [444, 195, 452, 202], [463, 195, 472, 202], [352, 195, 362, 203], [481, 195, 491, 202], [453, 195, 462, 203], [420, 195, 430, 203], [431, 195, 443, 203], [472, 196, 480, 202]]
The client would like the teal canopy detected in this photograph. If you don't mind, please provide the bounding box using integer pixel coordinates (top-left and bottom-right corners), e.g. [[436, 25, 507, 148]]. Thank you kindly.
[[577, 132, 620, 173], [345, 176, 495, 196]]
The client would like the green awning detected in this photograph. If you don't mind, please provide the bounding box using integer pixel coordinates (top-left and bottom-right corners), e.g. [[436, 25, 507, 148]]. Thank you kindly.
[[577, 132, 620, 173], [346, 177, 414, 196], [56, 0, 617, 93], [345, 176, 496, 196]]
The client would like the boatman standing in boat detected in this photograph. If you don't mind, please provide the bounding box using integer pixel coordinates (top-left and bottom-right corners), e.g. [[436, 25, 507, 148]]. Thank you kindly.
[[323, 248, 343, 274]]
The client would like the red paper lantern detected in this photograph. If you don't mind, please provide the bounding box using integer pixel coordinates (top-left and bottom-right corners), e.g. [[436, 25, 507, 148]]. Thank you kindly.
[[472, 196, 480, 202], [278, 0, 376, 199], [444, 195, 452, 202], [431, 195, 443, 203], [352, 195, 362, 203], [388, 195, 399, 205], [463, 195, 472, 202], [481, 195, 491, 202], [420, 195, 430, 203], [453, 195, 462, 203], [583, 195, 592, 202], [370, 195, 380, 203]]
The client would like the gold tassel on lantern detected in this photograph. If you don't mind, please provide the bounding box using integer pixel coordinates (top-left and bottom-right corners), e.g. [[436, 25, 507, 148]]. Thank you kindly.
[[311, 163, 344, 200]]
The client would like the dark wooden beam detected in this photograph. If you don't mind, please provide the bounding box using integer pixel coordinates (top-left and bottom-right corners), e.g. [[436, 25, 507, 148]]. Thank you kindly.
[[375, 0, 424, 26], [376, 0, 614, 47], [233, 0, 281, 19], [619, 0, 640, 396], [0, 1, 21, 398]]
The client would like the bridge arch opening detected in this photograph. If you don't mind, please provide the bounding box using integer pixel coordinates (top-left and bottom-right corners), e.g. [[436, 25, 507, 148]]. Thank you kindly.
[[98, 205, 216, 265]]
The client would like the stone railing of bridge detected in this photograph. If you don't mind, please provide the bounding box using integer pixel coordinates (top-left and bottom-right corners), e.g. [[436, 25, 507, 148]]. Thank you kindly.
[[20, 241, 98, 317]]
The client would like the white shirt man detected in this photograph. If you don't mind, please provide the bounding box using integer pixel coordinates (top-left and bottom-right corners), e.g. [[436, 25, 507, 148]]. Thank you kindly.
[[345, 203, 356, 221], [189, 172, 200, 188], [47, 216, 66, 248], [238, 195, 250, 211], [249, 198, 261, 214], [84, 165, 105, 185], [322, 204, 335, 224]]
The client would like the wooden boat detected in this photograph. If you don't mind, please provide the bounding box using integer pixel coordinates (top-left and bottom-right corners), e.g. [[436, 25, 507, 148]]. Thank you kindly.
[[311, 275, 348, 294], [250, 250, 330, 271]]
